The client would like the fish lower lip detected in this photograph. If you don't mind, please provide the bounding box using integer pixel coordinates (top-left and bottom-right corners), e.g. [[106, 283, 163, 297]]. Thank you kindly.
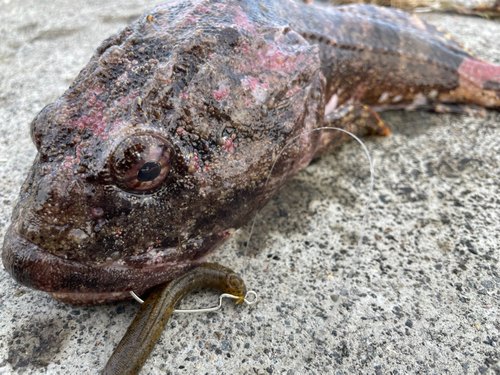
[[1, 227, 226, 295]]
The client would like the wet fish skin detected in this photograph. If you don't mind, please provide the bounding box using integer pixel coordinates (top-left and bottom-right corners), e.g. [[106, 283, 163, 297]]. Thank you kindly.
[[2, 0, 500, 305]]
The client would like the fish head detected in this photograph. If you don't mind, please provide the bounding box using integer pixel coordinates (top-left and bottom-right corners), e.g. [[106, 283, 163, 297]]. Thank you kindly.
[[2, 3, 325, 304]]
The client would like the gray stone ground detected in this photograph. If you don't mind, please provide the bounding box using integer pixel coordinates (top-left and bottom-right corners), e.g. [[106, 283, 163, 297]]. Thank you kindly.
[[0, 0, 499, 374]]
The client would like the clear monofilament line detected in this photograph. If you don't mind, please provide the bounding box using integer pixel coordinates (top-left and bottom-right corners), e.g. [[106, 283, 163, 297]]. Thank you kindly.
[[245, 127, 374, 313]]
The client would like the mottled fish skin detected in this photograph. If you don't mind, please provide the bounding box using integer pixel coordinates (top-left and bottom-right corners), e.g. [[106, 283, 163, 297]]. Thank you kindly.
[[2, 0, 500, 304]]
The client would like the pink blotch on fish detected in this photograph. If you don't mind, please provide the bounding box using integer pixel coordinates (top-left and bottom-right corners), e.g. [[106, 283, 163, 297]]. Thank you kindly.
[[241, 76, 268, 90], [185, 15, 200, 24], [232, 6, 257, 35], [194, 5, 210, 13], [222, 134, 237, 153], [213, 85, 230, 101], [257, 44, 298, 73]]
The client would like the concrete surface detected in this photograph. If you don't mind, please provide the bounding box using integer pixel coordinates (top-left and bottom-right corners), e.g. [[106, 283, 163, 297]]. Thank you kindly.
[[0, 0, 499, 374]]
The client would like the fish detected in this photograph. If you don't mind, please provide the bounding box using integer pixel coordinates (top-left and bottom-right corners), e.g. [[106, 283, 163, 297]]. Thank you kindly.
[[2, 0, 500, 306]]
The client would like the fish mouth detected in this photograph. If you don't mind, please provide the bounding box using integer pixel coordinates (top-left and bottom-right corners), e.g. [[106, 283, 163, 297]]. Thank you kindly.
[[2, 227, 232, 305]]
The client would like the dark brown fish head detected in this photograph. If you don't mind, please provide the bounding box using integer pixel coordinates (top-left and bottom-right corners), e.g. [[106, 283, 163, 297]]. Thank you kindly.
[[2, 1, 325, 304]]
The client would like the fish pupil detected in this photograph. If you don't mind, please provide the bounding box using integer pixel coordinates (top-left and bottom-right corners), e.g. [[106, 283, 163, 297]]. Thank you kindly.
[[137, 162, 161, 181]]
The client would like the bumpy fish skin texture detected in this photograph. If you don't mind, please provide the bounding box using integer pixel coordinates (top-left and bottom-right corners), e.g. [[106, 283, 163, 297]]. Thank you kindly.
[[2, 0, 500, 304]]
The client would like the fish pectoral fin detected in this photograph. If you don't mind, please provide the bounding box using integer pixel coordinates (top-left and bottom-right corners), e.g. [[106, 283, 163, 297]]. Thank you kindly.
[[313, 103, 390, 159]]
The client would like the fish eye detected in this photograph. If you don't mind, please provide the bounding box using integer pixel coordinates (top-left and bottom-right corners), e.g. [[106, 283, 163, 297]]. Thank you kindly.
[[110, 135, 172, 193], [137, 161, 161, 181]]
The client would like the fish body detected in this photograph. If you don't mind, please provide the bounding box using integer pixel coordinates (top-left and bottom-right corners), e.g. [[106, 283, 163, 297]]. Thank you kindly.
[[2, 0, 500, 305]]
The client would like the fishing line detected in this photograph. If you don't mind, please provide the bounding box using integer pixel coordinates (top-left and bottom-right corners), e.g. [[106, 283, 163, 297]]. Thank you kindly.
[[245, 126, 374, 311]]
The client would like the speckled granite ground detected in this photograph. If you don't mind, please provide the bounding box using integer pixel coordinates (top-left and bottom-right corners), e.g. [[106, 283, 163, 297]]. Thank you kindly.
[[0, 1, 499, 374]]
